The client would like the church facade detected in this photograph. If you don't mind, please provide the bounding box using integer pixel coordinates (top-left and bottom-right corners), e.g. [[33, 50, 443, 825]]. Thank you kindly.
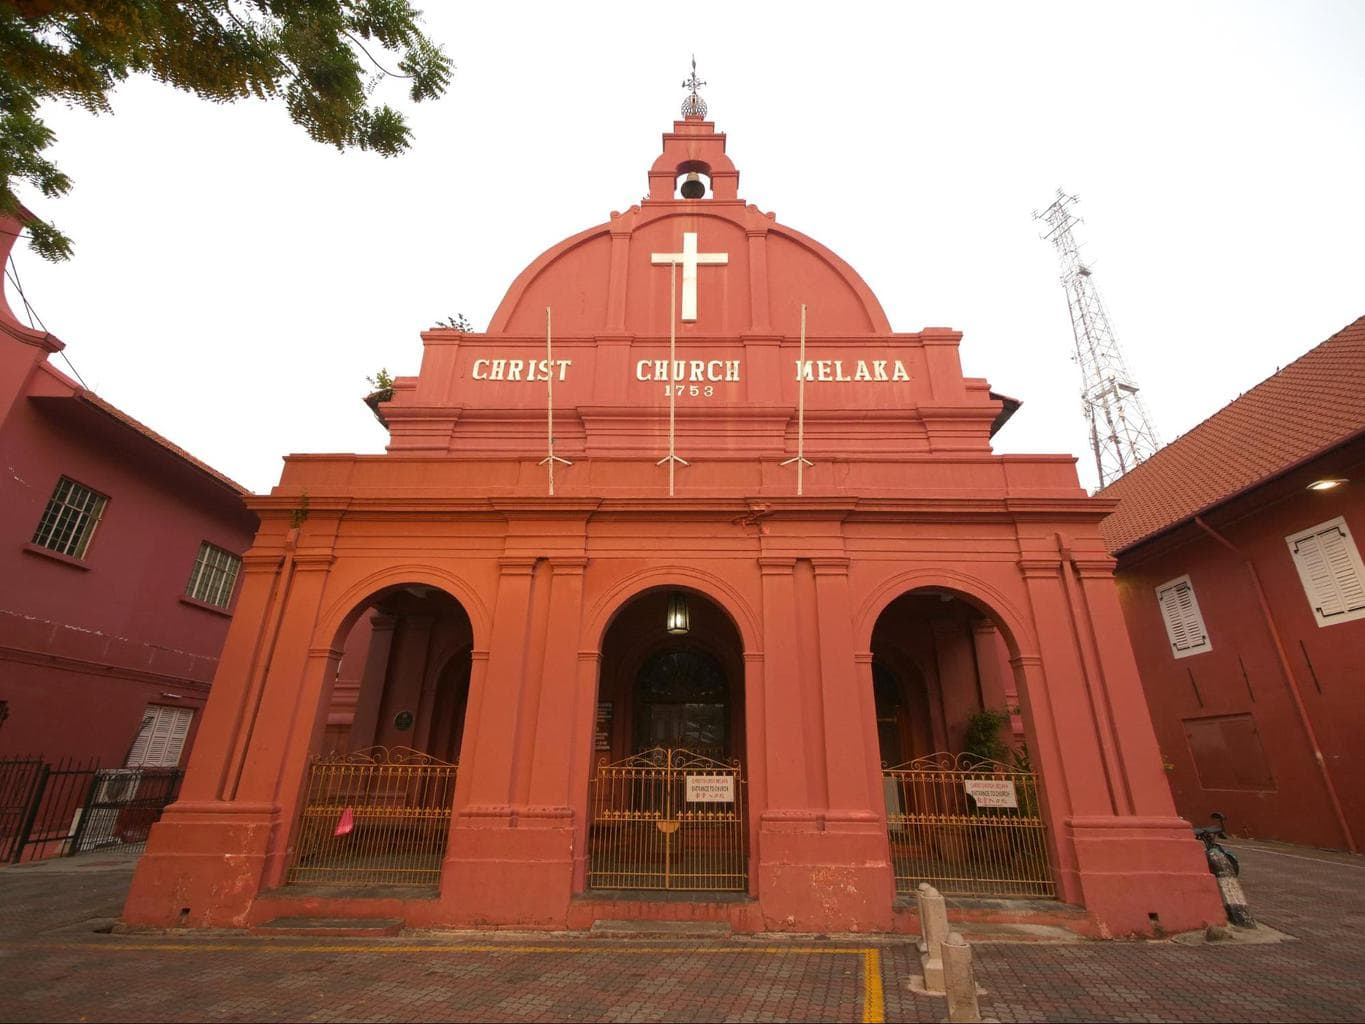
[[124, 98, 1222, 936]]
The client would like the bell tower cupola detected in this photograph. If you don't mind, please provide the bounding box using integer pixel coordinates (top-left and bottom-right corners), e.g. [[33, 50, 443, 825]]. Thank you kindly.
[[646, 58, 740, 202]]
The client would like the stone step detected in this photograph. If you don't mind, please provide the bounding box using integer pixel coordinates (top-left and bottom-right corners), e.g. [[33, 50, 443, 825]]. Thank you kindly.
[[953, 922, 1083, 943], [590, 919, 732, 939], [250, 917, 405, 938]]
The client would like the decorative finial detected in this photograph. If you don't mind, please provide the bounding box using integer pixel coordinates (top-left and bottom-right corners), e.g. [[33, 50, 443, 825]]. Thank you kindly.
[[681, 55, 708, 119]]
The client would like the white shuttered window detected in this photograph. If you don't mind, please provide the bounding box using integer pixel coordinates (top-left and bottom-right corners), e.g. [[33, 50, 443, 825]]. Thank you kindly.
[[1286, 517, 1365, 628], [126, 705, 194, 767], [1155, 575, 1212, 659]]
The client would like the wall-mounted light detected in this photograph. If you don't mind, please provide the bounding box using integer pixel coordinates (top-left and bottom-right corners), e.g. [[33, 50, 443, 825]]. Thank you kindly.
[[1307, 478, 1347, 491], [665, 591, 691, 635]]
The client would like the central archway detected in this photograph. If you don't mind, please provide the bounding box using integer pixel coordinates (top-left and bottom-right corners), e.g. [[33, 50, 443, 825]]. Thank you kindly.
[[587, 587, 748, 892]]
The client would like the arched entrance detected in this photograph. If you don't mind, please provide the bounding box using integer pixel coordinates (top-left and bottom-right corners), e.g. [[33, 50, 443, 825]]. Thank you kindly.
[[871, 589, 1055, 899], [286, 584, 473, 888], [587, 588, 748, 892]]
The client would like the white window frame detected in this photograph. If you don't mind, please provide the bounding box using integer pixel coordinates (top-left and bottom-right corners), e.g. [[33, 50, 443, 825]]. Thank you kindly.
[[31, 476, 108, 560], [184, 541, 242, 609], [1286, 516, 1365, 628], [125, 705, 194, 767], [1155, 574, 1212, 659]]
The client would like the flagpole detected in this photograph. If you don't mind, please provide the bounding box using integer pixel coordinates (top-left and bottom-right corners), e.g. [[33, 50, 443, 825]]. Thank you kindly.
[[781, 304, 814, 495], [538, 305, 571, 495]]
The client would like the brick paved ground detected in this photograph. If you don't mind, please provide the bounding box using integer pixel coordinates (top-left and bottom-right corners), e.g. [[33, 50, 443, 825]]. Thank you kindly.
[[0, 840, 1362, 1022]]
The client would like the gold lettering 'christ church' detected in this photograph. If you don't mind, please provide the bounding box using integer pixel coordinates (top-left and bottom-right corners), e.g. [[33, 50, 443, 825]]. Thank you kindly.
[[795, 359, 909, 382]]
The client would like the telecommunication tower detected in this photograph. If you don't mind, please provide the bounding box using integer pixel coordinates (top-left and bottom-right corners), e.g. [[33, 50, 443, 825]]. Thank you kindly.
[[1034, 190, 1161, 488]]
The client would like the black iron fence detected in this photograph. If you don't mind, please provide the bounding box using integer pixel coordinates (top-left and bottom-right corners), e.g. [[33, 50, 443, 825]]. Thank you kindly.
[[0, 757, 182, 863]]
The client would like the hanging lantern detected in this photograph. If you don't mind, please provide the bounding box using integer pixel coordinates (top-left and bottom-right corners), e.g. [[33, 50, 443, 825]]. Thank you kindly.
[[665, 591, 691, 635]]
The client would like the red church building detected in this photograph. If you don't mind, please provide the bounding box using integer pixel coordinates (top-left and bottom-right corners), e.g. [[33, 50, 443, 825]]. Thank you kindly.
[[1101, 316, 1364, 853], [124, 88, 1222, 937], [0, 213, 257, 783]]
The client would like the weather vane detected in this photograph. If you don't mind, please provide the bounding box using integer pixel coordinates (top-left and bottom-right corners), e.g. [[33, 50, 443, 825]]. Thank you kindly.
[[681, 55, 708, 119]]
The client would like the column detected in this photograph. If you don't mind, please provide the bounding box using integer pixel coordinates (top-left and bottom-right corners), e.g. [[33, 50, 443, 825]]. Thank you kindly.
[[347, 612, 397, 750], [443, 557, 573, 928], [375, 614, 434, 750], [457, 558, 537, 812], [757, 558, 809, 812], [125, 539, 337, 928], [527, 558, 587, 810], [812, 558, 877, 816], [1018, 550, 1224, 935], [931, 618, 980, 753], [169, 548, 286, 803], [755, 556, 892, 933]]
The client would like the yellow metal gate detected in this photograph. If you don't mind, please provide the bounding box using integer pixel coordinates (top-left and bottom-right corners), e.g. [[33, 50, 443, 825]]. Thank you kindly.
[[588, 748, 746, 892], [883, 753, 1055, 899], [286, 746, 457, 887]]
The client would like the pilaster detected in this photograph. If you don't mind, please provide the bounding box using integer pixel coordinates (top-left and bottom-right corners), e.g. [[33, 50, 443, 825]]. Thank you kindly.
[[441, 555, 574, 928]]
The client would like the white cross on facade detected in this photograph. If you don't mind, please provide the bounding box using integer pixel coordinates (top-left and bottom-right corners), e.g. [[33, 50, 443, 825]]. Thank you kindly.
[[651, 232, 728, 322]]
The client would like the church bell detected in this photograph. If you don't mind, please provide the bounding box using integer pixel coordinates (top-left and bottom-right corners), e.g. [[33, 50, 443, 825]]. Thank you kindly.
[[680, 172, 706, 199]]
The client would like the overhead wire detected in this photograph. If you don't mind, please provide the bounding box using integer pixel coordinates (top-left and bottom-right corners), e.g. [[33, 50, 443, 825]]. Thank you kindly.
[[5, 250, 90, 389]]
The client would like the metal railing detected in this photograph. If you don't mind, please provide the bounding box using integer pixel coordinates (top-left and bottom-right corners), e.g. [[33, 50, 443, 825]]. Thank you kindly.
[[72, 768, 182, 854], [883, 752, 1055, 899], [0, 757, 181, 862], [286, 746, 458, 887], [588, 747, 746, 892]]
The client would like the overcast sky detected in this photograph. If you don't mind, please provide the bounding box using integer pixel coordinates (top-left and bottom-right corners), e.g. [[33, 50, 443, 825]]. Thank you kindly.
[[7, 1, 1363, 495]]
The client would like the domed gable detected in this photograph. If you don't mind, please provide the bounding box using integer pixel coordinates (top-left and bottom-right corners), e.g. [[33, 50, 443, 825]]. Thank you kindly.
[[383, 112, 1011, 466], [487, 118, 891, 339]]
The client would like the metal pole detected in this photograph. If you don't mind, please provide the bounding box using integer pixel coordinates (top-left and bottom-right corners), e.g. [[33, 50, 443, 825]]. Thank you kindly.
[[11, 763, 49, 863], [547, 306, 554, 495], [656, 260, 688, 494], [780, 304, 814, 494], [797, 305, 807, 495], [538, 305, 571, 495]]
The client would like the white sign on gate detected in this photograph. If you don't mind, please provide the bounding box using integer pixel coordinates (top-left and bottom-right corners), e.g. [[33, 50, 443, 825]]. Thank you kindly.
[[685, 775, 735, 803], [964, 779, 1018, 808]]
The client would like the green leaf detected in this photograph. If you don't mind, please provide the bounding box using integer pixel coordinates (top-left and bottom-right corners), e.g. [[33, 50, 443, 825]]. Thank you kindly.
[[0, 1, 453, 262]]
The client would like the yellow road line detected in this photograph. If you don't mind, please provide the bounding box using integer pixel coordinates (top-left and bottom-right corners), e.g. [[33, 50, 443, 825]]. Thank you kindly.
[[0, 940, 887, 1022], [862, 948, 884, 1023]]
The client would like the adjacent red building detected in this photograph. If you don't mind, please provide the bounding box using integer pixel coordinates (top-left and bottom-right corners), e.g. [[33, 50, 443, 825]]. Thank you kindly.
[[0, 213, 258, 774], [1101, 316, 1364, 852], [124, 98, 1223, 937]]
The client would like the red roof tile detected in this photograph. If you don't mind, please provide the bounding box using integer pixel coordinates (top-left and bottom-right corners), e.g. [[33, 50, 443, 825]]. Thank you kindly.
[[1098, 315, 1365, 553]]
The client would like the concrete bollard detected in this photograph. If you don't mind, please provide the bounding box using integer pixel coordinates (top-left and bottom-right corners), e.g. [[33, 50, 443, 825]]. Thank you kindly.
[[942, 931, 982, 1023], [1206, 847, 1255, 928], [916, 882, 949, 993]]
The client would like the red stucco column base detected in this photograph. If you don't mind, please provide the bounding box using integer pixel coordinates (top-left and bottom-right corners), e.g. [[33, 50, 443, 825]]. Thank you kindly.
[[756, 814, 894, 932], [1065, 816, 1226, 936], [122, 802, 280, 929], [435, 809, 576, 928]]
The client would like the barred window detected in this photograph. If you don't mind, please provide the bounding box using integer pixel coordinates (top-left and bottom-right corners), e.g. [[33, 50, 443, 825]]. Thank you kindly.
[[31, 477, 107, 559], [185, 542, 242, 608]]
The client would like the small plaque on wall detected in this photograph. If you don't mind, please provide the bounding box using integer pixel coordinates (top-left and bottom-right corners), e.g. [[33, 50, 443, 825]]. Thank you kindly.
[[595, 702, 613, 751], [964, 778, 1017, 808]]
